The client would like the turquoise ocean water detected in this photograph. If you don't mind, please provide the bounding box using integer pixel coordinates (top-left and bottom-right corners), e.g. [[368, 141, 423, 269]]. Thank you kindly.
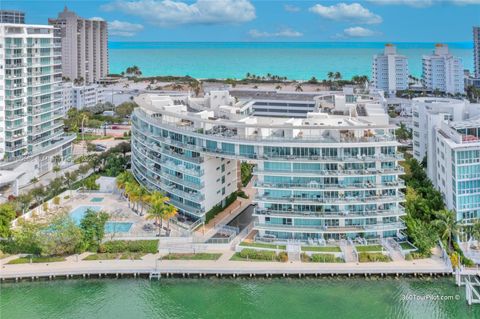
[[1, 278, 478, 319], [109, 42, 473, 80]]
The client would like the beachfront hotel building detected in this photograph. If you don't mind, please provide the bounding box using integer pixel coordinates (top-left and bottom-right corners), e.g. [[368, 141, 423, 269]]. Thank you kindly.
[[0, 21, 74, 189], [130, 90, 406, 242], [422, 44, 464, 95], [371, 44, 409, 96], [48, 7, 108, 84], [412, 97, 480, 225]]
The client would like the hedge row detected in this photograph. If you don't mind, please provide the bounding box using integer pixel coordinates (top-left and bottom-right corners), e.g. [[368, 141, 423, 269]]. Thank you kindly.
[[99, 240, 158, 254], [238, 248, 288, 262], [358, 252, 391, 262]]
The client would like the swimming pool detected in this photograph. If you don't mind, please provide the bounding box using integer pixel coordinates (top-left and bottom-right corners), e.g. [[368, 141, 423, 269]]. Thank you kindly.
[[105, 222, 133, 233], [70, 206, 102, 224], [69, 206, 132, 233]]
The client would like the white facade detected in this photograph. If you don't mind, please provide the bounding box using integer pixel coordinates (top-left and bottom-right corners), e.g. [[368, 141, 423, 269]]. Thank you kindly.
[[0, 22, 75, 187], [131, 91, 405, 242], [371, 44, 409, 96], [49, 7, 108, 84], [61, 82, 105, 111], [412, 98, 468, 166], [422, 44, 464, 95], [433, 119, 480, 224]]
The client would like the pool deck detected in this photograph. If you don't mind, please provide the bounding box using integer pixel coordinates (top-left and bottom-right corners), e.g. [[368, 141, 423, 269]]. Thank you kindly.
[[0, 250, 456, 281]]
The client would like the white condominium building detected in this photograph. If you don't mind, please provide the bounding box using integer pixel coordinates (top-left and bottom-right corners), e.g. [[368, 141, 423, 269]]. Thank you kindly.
[[412, 97, 480, 225], [49, 7, 108, 84], [371, 44, 409, 96], [433, 116, 480, 225], [61, 82, 105, 111], [422, 44, 464, 95], [0, 22, 75, 187], [131, 90, 405, 242]]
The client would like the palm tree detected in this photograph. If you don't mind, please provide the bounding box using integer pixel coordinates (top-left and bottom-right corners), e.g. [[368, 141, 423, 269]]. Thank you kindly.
[[145, 191, 171, 236], [137, 186, 149, 215], [116, 171, 133, 197], [64, 171, 78, 196], [334, 72, 342, 81], [53, 165, 61, 178], [295, 84, 303, 92], [433, 209, 459, 249], [125, 181, 141, 211], [163, 204, 178, 231], [472, 220, 480, 241], [327, 72, 334, 81]]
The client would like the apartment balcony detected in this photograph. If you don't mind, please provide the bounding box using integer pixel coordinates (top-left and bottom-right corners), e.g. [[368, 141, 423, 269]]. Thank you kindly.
[[5, 53, 26, 58], [5, 83, 26, 89], [6, 121, 26, 130], [254, 180, 405, 191], [158, 179, 205, 202], [31, 105, 53, 115], [5, 63, 27, 69], [6, 103, 27, 111], [5, 93, 26, 100], [30, 112, 62, 126], [253, 221, 406, 234], [5, 143, 27, 152], [253, 207, 406, 219], [5, 113, 26, 121], [6, 132, 27, 141], [5, 73, 26, 79], [29, 131, 62, 145], [254, 193, 405, 205], [5, 44, 24, 49], [253, 166, 405, 177]]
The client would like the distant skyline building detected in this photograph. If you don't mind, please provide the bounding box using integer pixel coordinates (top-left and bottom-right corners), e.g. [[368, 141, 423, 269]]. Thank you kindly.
[[371, 44, 409, 96], [0, 10, 25, 24], [474, 26, 480, 78], [0, 22, 74, 188], [48, 6, 108, 84], [61, 82, 105, 112], [422, 44, 464, 95]]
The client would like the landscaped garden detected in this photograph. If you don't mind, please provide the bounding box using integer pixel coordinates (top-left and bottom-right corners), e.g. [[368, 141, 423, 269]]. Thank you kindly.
[[301, 253, 344, 263], [163, 253, 222, 260], [231, 248, 288, 262]]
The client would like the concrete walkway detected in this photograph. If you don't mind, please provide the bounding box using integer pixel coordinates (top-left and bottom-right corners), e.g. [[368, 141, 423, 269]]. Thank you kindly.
[[1, 251, 453, 280]]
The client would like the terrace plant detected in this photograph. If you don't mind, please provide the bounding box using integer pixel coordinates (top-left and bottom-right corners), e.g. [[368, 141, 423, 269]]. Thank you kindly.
[[145, 191, 177, 236], [79, 209, 109, 251]]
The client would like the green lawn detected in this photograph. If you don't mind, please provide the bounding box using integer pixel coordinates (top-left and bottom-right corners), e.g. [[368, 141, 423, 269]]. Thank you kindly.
[[355, 245, 384, 252], [7, 256, 66, 264], [83, 253, 144, 260], [230, 253, 280, 262], [74, 134, 111, 142], [163, 253, 222, 260], [301, 246, 341, 252], [239, 242, 286, 250], [400, 242, 416, 250]]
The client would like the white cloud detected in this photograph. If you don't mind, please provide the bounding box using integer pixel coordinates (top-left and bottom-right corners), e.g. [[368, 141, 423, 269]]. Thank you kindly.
[[368, 0, 480, 7], [102, 0, 256, 26], [249, 28, 303, 38], [109, 20, 144, 36], [284, 4, 300, 12], [90, 16, 106, 21], [343, 26, 377, 37], [367, 0, 433, 7], [309, 3, 382, 24]]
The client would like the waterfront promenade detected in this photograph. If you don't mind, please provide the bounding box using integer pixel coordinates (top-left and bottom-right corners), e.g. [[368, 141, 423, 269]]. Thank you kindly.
[[0, 251, 455, 281]]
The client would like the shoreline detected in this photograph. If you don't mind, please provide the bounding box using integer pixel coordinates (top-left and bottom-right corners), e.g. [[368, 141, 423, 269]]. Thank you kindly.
[[1, 255, 455, 283]]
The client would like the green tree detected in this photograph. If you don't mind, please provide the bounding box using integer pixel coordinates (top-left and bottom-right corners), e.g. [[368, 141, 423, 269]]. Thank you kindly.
[[38, 214, 84, 256], [0, 203, 17, 238], [79, 209, 109, 251], [15, 193, 33, 215], [433, 209, 459, 249], [30, 186, 45, 206], [11, 219, 42, 254]]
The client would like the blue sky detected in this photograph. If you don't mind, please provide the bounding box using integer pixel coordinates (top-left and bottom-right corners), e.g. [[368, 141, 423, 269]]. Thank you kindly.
[[2, 0, 479, 42]]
